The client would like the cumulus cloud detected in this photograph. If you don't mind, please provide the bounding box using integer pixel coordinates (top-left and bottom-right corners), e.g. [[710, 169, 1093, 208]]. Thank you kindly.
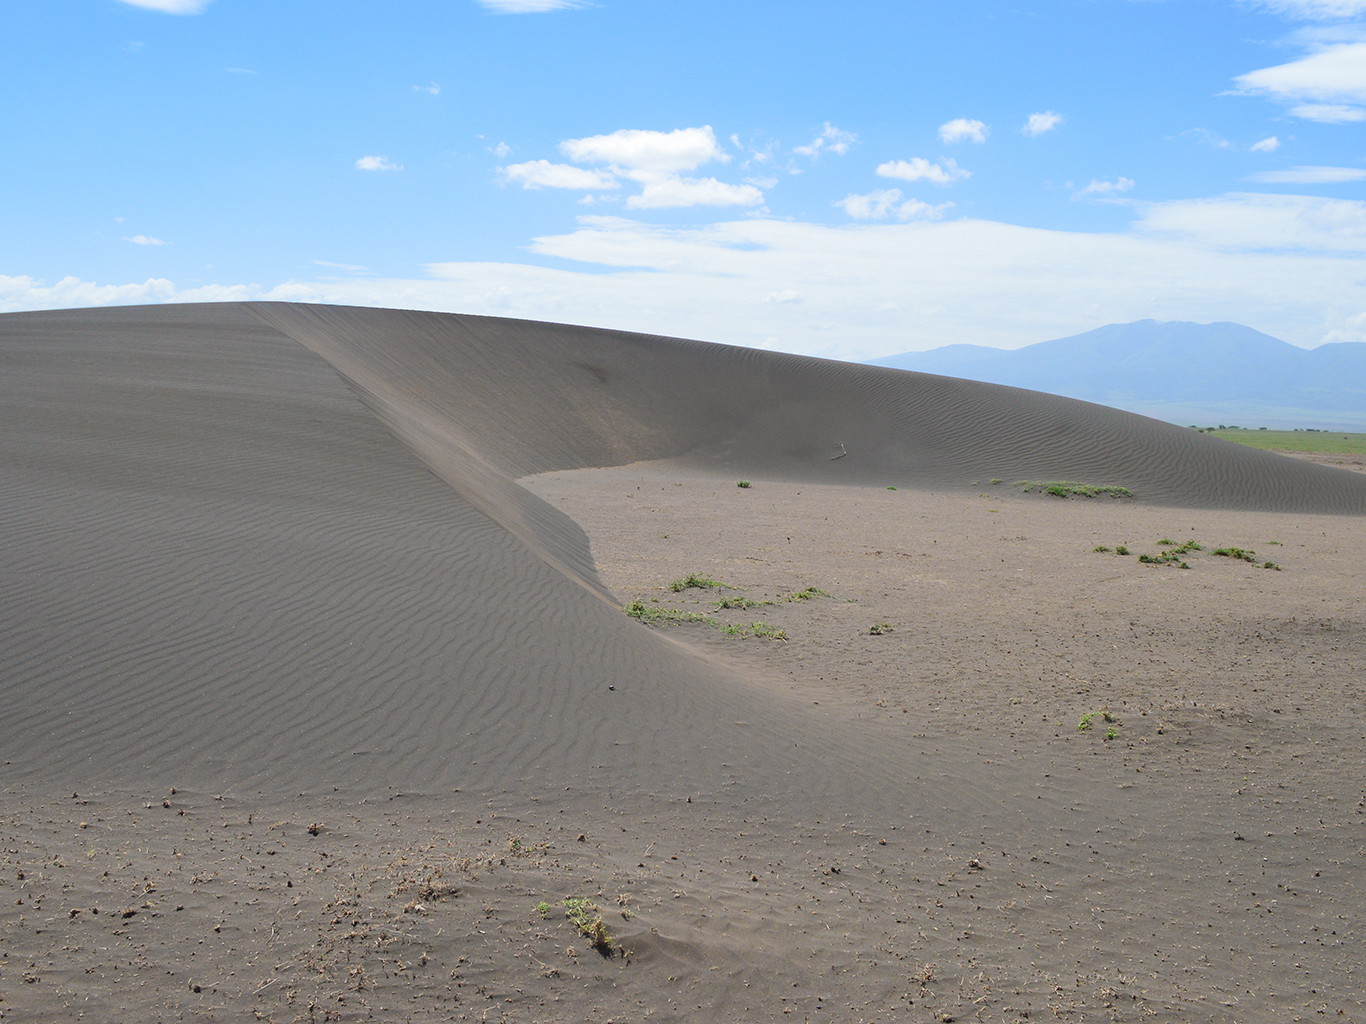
[[124, 235, 167, 245], [1249, 164, 1366, 182], [561, 126, 727, 172], [835, 189, 952, 221], [476, 0, 582, 11], [1235, 41, 1366, 121], [355, 155, 401, 171], [414, 82, 440, 95], [1075, 177, 1135, 199], [1251, 135, 1282, 152], [114, 0, 211, 12], [1023, 111, 1064, 137], [627, 176, 763, 209], [793, 123, 859, 157], [501, 160, 618, 190], [876, 157, 969, 186], [938, 118, 988, 144]]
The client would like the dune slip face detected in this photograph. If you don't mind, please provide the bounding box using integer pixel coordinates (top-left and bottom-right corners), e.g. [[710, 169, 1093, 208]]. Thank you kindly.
[[1, 301, 1364, 1022]]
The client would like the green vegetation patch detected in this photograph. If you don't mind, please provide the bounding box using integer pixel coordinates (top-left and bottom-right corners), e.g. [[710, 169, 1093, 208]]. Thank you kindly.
[[562, 897, 615, 954], [785, 587, 830, 602], [1211, 547, 1257, 563], [623, 601, 715, 625], [724, 621, 788, 640], [1015, 480, 1132, 499], [1200, 427, 1366, 454], [669, 572, 732, 592]]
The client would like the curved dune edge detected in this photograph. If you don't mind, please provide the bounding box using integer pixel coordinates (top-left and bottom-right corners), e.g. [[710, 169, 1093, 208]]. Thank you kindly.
[[251, 301, 1366, 521]]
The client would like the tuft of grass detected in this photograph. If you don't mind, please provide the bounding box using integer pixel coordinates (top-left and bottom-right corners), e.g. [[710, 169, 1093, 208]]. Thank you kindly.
[[991, 478, 1002, 485], [1158, 538, 1175, 546], [724, 622, 788, 640], [1114, 545, 1131, 556], [1092, 545, 1112, 553], [670, 572, 730, 592], [1077, 711, 1098, 732], [868, 623, 893, 635], [736, 480, 752, 488], [1104, 726, 1119, 741], [887, 485, 897, 490], [714, 596, 766, 610], [534, 901, 552, 918], [1016, 480, 1132, 499], [1212, 547, 1257, 563], [786, 587, 830, 602], [623, 601, 714, 625], [1262, 561, 1281, 570], [562, 897, 614, 955]]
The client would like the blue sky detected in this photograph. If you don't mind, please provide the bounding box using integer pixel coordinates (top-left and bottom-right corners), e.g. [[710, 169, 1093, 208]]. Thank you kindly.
[[2, 0, 1365, 359]]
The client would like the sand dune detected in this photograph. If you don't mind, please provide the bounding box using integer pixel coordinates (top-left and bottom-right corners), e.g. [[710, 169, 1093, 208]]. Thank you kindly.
[[2, 301, 1363, 1022]]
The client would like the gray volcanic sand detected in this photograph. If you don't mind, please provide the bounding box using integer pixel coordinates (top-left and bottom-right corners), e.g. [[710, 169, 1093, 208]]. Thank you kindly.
[[1, 303, 1363, 1023]]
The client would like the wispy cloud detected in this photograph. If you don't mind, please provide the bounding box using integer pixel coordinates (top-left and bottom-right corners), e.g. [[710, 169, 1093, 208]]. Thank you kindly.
[[1179, 127, 1233, 149], [793, 123, 858, 157], [475, 0, 583, 12], [835, 188, 953, 221], [501, 160, 618, 190], [938, 118, 988, 144], [314, 260, 370, 274], [1249, 164, 1366, 182], [413, 82, 440, 95], [1244, 0, 1366, 19], [876, 157, 969, 186], [627, 177, 763, 210], [226, 67, 256, 75], [1074, 177, 1135, 200], [355, 155, 401, 171], [1235, 40, 1366, 121], [1022, 111, 1064, 137], [1251, 135, 1282, 152], [114, 0, 211, 12], [124, 235, 167, 245]]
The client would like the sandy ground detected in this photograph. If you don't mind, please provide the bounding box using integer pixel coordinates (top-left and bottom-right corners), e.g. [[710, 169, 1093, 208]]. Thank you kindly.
[[4, 304, 1365, 1023], [5, 471, 1363, 1023]]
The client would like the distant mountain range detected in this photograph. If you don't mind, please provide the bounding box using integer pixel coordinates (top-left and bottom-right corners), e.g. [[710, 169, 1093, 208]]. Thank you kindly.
[[870, 321, 1366, 430]]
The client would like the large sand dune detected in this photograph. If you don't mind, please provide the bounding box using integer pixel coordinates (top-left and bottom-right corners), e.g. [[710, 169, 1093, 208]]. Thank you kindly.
[[2, 302, 1363, 1022]]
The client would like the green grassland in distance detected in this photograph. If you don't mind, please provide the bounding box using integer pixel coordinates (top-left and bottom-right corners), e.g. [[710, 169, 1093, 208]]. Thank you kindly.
[[1196, 427, 1366, 454]]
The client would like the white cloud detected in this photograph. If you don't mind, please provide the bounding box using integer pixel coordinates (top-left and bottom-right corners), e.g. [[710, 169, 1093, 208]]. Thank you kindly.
[[1235, 41, 1366, 117], [835, 189, 952, 221], [1075, 177, 1135, 199], [1249, 164, 1366, 182], [836, 189, 906, 220], [355, 155, 401, 171], [1247, 0, 1366, 18], [626, 176, 763, 209], [501, 160, 618, 190], [876, 157, 969, 186], [414, 82, 440, 95], [1135, 192, 1366, 253], [492, 141, 511, 158], [226, 67, 256, 75], [1022, 111, 1064, 137], [114, 0, 211, 13], [938, 118, 988, 144], [561, 126, 727, 172], [1250, 135, 1282, 152], [124, 235, 167, 245], [793, 123, 859, 157], [12, 193, 1366, 355], [476, 0, 582, 11], [1290, 102, 1366, 121]]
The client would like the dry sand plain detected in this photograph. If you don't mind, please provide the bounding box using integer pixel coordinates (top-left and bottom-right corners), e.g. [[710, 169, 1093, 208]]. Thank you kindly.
[[1, 303, 1364, 1023]]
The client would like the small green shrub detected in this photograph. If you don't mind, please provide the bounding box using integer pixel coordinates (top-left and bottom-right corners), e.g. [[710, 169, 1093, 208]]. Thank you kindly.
[[1077, 711, 1098, 732], [887, 485, 897, 490], [736, 480, 752, 488], [1016, 481, 1132, 499], [786, 587, 829, 601], [715, 596, 763, 610], [1212, 547, 1256, 563], [1092, 545, 1112, 553], [670, 573, 728, 592], [1262, 561, 1281, 570], [868, 623, 893, 635], [1115, 545, 1131, 556], [623, 601, 714, 625], [534, 901, 552, 918], [563, 897, 614, 954], [1104, 727, 1119, 741]]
